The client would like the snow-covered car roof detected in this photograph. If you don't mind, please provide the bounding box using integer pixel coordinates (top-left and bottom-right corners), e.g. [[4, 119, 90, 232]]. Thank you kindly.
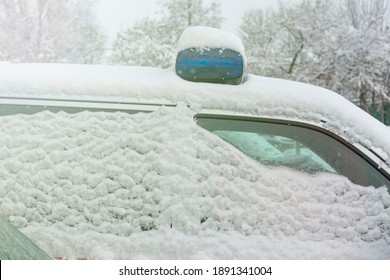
[[1, 62, 389, 165]]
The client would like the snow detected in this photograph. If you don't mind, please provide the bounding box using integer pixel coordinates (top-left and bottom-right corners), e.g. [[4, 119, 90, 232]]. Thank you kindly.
[[177, 26, 247, 65], [0, 62, 389, 165], [0, 106, 389, 259], [1, 34, 390, 258]]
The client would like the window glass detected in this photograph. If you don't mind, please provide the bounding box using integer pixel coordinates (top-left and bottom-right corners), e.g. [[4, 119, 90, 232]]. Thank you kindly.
[[214, 130, 336, 173], [0, 216, 52, 260], [197, 116, 390, 190]]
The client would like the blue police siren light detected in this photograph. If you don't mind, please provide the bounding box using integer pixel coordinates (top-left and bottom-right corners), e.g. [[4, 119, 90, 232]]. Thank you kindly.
[[175, 47, 244, 85]]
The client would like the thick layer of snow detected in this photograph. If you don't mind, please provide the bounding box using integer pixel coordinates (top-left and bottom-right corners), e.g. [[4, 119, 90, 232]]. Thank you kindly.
[[0, 106, 389, 259], [0, 63, 389, 165], [177, 26, 247, 64]]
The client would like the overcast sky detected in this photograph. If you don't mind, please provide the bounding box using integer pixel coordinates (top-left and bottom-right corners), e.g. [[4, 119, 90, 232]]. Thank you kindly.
[[96, 0, 280, 40]]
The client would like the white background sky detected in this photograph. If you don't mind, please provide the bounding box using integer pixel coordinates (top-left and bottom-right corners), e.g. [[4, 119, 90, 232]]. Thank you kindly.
[[96, 0, 281, 40]]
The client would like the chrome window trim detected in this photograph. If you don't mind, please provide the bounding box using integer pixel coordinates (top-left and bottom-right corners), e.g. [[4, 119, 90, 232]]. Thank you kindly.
[[0, 96, 176, 115]]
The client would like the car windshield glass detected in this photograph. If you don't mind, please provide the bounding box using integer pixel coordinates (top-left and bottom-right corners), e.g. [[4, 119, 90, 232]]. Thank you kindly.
[[196, 116, 390, 190], [0, 216, 52, 260]]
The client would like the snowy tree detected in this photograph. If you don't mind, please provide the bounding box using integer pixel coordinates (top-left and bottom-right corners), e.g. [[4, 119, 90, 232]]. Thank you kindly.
[[0, 0, 105, 63], [111, 0, 223, 68], [161, 0, 222, 29], [241, 1, 339, 84], [240, 0, 390, 121], [341, 0, 390, 117], [111, 18, 176, 67]]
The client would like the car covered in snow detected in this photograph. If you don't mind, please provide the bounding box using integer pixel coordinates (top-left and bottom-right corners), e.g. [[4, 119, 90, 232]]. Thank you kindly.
[[0, 26, 390, 260]]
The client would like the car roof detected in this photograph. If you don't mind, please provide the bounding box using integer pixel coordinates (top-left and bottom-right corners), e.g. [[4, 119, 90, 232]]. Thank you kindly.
[[0, 62, 389, 164]]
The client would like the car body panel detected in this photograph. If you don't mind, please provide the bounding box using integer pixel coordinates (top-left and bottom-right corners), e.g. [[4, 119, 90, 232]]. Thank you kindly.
[[1, 63, 389, 165], [1, 62, 390, 259]]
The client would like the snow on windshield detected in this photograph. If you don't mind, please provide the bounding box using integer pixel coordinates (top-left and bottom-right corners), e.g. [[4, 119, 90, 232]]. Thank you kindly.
[[0, 106, 389, 259]]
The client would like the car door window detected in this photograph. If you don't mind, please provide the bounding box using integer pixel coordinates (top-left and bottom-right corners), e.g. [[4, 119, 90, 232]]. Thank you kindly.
[[196, 115, 390, 190], [213, 130, 336, 173]]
